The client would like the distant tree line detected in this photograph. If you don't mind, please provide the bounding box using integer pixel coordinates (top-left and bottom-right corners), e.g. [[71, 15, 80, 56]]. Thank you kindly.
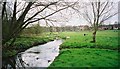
[[22, 23, 120, 35], [21, 25, 91, 35], [21, 24, 44, 36]]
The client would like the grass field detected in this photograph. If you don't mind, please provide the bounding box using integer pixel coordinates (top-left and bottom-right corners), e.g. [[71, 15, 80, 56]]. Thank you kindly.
[[59, 30, 119, 50], [49, 30, 120, 67]]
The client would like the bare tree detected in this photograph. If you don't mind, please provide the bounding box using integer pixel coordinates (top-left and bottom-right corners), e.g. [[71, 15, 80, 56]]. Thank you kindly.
[[73, 0, 118, 43], [2, 0, 78, 68], [2, 0, 77, 46]]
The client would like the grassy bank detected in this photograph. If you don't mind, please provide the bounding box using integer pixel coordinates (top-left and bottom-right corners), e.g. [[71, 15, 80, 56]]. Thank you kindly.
[[49, 30, 120, 67], [3, 33, 55, 58]]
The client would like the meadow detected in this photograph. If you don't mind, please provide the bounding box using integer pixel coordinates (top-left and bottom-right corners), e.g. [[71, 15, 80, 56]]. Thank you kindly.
[[49, 30, 120, 67], [3, 30, 119, 67]]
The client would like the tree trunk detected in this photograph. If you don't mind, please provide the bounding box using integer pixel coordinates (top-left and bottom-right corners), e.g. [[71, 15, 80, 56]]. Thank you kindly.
[[91, 31, 96, 43]]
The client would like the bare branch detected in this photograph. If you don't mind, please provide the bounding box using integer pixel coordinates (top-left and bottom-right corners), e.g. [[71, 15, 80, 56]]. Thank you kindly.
[[100, 12, 118, 24], [99, 2, 109, 16], [24, 2, 58, 23], [27, 6, 70, 23]]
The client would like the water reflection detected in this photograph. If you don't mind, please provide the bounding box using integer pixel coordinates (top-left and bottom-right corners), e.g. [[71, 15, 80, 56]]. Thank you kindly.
[[16, 40, 62, 68]]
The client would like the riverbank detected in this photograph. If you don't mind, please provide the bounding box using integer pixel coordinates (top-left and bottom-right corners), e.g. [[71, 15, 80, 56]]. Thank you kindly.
[[2, 34, 56, 68], [3, 35, 55, 58]]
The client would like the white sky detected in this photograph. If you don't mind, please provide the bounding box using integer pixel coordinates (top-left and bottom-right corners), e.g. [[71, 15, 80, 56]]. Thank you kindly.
[[5, 0, 120, 27], [39, 2, 118, 27], [38, 0, 119, 27]]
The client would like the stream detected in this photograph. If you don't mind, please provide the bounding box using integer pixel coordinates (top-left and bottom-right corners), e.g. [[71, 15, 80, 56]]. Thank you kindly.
[[16, 39, 63, 69]]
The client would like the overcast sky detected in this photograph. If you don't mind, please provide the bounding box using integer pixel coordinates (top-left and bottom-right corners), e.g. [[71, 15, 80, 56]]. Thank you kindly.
[[39, 1, 119, 27], [5, 0, 120, 27]]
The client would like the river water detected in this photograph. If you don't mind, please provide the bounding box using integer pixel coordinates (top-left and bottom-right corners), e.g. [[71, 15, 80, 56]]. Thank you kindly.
[[16, 39, 62, 68]]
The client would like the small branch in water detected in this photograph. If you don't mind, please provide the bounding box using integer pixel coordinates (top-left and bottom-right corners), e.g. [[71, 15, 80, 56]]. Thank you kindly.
[[27, 51, 40, 54], [17, 53, 29, 68]]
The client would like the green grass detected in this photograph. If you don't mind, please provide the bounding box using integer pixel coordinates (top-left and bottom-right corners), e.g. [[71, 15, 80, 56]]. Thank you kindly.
[[50, 48, 119, 67], [59, 30, 119, 50], [49, 30, 120, 67], [12, 36, 54, 49]]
